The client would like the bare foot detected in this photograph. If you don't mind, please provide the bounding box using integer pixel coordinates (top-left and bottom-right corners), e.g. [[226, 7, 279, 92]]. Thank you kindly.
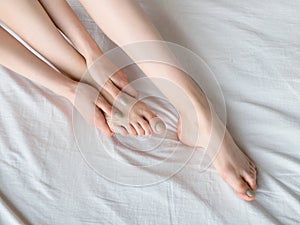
[[83, 66, 166, 137], [82, 54, 167, 137], [106, 91, 166, 136], [178, 103, 257, 201], [213, 130, 257, 201]]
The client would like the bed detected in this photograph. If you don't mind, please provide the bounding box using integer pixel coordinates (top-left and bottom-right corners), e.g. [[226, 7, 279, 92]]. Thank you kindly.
[[1, 0, 300, 224]]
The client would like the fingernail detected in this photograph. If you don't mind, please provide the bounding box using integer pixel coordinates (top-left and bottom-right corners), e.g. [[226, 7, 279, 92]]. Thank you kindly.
[[246, 189, 255, 197]]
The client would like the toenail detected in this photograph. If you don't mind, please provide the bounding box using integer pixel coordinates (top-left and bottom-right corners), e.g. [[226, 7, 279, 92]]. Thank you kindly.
[[120, 97, 128, 106], [155, 122, 165, 132], [246, 189, 255, 197]]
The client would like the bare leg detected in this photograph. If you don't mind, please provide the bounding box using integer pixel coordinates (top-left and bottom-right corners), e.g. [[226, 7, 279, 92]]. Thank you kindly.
[[0, 26, 116, 135], [0, 0, 165, 136], [80, 0, 257, 201], [0, 0, 86, 81], [0, 26, 75, 99]]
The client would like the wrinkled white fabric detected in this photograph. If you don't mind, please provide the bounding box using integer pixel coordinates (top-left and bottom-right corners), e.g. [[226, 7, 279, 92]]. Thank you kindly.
[[1, 0, 300, 224]]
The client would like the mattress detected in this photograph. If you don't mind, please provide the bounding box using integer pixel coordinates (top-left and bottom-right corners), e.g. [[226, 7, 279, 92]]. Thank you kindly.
[[1, 0, 300, 224]]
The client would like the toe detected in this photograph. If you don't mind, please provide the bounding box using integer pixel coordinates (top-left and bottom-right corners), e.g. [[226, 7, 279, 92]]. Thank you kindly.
[[131, 122, 145, 136], [249, 160, 256, 169], [250, 166, 257, 175], [138, 119, 152, 136], [149, 117, 166, 134], [140, 104, 157, 121], [242, 170, 257, 191], [138, 105, 166, 134], [222, 167, 256, 201], [127, 124, 138, 136], [236, 179, 256, 201], [114, 125, 129, 136]]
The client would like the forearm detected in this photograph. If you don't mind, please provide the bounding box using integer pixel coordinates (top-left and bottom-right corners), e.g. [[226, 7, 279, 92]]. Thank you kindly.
[[39, 0, 103, 61], [0, 26, 76, 101]]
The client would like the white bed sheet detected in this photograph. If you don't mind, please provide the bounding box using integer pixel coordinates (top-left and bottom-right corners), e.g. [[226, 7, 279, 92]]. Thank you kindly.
[[1, 0, 300, 224]]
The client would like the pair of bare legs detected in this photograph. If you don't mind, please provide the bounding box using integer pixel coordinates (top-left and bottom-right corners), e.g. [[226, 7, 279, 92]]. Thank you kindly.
[[0, 0, 257, 201], [0, 0, 166, 137]]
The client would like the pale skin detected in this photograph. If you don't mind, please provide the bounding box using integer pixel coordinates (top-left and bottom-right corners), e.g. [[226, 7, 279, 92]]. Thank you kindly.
[[79, 0, 257, 201], [0, 0, 257, 201], [0, 0, 165, 137]]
